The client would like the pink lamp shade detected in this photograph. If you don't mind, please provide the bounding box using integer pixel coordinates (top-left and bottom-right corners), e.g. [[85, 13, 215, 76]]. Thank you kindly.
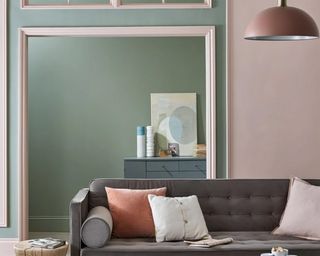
[[245, 1, 319, 41]]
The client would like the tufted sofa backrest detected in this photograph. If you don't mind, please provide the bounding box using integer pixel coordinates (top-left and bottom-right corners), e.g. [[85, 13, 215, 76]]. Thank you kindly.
[[88, 179, 320, 232]]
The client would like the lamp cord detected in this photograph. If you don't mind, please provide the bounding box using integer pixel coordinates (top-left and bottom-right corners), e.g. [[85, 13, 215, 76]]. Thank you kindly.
[[278, 0, 287, 7]]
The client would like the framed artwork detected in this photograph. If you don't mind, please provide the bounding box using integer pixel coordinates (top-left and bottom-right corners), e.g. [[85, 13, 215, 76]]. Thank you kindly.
[[151, 93, 197, 156]]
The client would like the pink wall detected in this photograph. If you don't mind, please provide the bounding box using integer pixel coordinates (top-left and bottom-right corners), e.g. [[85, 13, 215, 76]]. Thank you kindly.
[[229, 0, 320, 179]]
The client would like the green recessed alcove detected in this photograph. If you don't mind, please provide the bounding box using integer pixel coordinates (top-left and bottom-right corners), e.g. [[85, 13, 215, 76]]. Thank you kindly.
[[28, 36, 206, 231]]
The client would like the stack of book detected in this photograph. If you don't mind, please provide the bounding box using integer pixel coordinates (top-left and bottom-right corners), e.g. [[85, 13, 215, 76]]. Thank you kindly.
[[29, 238, 66, 249], [193, 144, 206, 158]]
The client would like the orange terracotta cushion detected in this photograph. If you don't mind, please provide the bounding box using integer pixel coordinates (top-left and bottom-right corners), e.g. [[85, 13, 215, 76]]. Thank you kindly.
[[105, 187, 167, 238]]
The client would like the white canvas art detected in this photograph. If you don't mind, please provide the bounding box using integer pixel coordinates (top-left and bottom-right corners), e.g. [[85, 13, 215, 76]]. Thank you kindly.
[[151, 93, 197, 156]]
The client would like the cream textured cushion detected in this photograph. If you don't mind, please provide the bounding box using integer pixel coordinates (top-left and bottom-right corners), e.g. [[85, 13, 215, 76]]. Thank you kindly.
[[273, 177, 320, 240], [148, 195, 209, 242]]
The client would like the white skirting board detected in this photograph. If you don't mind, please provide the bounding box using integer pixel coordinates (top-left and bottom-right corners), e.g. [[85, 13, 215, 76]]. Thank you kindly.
[[0, 239, 19, 256]]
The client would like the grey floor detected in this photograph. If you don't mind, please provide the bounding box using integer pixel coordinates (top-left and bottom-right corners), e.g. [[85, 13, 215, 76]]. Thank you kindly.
[[29, 232, 70, 256]]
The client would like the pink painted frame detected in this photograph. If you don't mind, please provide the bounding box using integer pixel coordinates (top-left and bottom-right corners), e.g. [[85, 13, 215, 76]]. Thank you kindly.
[[18, 26, 216, 240], [21, 0, 212, 9], [0, 0, 7, 228]]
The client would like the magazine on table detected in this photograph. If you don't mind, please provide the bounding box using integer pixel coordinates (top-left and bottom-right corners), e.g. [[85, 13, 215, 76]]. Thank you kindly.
[[29, 238, 66, 249], [185, 237, 234, 248]]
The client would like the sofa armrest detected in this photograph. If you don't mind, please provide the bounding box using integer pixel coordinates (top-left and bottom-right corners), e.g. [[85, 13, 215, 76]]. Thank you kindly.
[[69, 188, 89, 256]]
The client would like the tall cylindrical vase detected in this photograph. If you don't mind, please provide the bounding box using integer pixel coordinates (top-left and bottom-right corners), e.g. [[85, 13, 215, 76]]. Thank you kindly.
[[137, 126, 145, 158], [146, 126, 154, 157]]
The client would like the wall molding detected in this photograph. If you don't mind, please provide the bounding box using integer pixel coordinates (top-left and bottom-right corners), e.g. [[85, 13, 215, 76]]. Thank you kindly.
[[29, 216, 69, 232], [29, 216, 69, 220], [21, 0, 212, 10], [226, 0, 230, 178], [0, 238, 19, 242], [18, 26, 216, 240], [0, 0, 7, 228]]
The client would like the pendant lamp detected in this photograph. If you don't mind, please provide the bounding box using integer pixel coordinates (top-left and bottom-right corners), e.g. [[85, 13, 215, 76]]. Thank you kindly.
[[244, 0, 319, 41]]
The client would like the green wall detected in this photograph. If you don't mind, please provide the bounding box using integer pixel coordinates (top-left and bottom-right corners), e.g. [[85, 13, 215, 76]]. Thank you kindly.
[[28, 36, 206, 231], [1, 0, 226, 237]]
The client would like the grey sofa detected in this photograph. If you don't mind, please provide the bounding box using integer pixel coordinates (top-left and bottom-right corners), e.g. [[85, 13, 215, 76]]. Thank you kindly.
[[70, 179, 320, 256]]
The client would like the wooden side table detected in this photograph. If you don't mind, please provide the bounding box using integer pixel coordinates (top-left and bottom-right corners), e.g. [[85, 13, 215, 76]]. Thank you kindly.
[[14, 240, 68, 256]]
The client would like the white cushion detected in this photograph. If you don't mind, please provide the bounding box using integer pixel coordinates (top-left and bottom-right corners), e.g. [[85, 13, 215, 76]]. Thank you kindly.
[[273, 177, 320, 240], [148, 195, 208, 242]]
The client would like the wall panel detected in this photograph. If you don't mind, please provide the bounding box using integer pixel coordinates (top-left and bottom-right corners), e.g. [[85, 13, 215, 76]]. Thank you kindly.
[[0, 0, 7, 228], [229, 0, 320, 178], [2, 0, 226, 238]]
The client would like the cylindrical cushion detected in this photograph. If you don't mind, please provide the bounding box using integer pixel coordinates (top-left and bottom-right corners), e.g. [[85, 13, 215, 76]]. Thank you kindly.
[[81, 206, 113, 248]]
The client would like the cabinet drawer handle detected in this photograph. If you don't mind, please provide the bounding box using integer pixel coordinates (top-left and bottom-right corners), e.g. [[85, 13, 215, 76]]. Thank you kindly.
[[162, 165, 173, 177], [195, 164, 206, 175]]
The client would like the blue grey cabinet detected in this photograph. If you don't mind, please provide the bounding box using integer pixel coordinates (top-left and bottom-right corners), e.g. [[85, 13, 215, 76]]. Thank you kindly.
[[124, 157, 206, 179]]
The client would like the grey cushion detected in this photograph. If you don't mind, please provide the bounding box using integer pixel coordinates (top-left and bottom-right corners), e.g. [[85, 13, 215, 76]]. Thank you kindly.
[[81, 231, 320, 256], [81, 206, 113, 248]]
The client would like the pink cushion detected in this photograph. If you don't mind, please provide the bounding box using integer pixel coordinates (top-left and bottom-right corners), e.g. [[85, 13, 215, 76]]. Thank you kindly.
[[273, 177, 320, 240], [105, 187, 166, 238]]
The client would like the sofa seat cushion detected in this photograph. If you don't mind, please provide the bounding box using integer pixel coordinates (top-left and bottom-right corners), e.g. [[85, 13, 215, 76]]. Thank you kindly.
[[81, 231, 320, 256]]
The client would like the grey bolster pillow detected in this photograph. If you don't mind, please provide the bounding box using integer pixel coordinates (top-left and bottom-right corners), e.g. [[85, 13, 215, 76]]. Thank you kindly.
[[81, 206, 113, 248]]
